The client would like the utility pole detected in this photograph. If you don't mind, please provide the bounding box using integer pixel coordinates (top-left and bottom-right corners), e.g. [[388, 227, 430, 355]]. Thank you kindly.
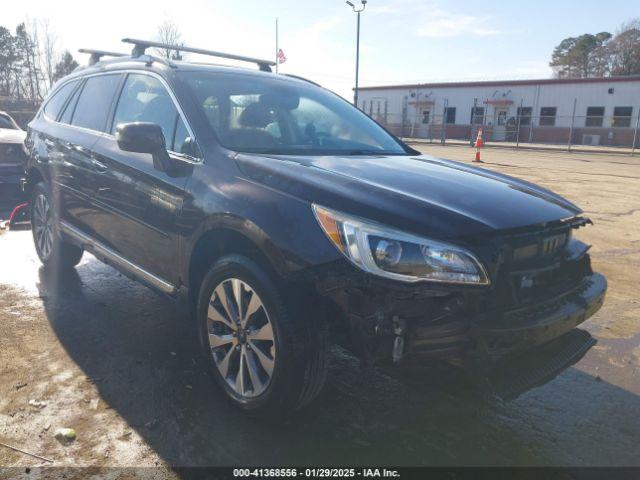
[[275, 18, 279, 74], [346, 1, 366, 108]]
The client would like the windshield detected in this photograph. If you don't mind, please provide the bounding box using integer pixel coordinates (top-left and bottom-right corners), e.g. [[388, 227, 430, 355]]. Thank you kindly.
[[180, 72, 408, 156]]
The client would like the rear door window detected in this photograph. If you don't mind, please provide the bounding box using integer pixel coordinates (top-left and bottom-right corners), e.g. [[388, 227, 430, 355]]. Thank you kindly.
[[71, 74, 122, 132], [42, 80, 78, 121], [112, 73, 189, 152]]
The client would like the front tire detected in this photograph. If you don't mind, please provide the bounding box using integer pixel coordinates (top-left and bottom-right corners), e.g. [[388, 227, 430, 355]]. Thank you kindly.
[[31, 182, 83, 270], [196, 254, 328, 416]]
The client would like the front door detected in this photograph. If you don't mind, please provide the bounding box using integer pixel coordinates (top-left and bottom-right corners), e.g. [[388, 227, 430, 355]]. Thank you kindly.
[[493, 108, 509, 141], [89, 72, 197, 284]]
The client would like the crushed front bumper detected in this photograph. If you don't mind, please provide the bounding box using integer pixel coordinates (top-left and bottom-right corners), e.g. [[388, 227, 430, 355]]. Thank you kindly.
[[409, 272, 607, 360]]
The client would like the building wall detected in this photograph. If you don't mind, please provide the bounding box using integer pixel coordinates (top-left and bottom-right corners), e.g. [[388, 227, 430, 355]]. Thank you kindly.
[[359, 78, 640, 146]]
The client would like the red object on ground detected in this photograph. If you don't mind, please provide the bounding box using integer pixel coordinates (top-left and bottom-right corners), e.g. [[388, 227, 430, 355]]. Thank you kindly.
[[474, 128, 484, 148], [474, 128, 484, 163], [8, 202, 29, 228]]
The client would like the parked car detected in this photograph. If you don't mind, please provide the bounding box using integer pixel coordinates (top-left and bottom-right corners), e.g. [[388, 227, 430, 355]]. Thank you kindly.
[[23, 41, 607, 415], [0, 111, 27, 208]]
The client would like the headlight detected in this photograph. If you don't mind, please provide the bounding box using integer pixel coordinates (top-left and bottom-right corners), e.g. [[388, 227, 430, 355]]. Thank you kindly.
[[313, 204, 489, 285]]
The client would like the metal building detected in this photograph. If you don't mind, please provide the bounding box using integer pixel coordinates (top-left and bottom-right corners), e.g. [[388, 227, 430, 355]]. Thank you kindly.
[[358, 76, 640, 147]]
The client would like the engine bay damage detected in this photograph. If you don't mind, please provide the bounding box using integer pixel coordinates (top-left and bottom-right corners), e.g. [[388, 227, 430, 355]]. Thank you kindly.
[[315, 216, 607, 395]]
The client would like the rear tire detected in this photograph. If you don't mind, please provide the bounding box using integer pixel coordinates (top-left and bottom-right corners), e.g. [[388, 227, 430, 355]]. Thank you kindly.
[[31, 182, 83, 270], [196, 254, 328, 416]]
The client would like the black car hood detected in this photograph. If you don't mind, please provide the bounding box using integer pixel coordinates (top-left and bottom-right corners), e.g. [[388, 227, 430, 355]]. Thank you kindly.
[[235, 153, 582, 239]]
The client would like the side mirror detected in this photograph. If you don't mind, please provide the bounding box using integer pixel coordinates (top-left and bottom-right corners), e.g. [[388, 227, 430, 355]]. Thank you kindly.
[[115, 122, 173, 172]]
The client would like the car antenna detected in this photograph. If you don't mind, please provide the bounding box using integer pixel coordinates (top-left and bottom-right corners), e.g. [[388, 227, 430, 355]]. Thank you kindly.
[[78, 49, 128, 66], [121, 38, 276, 72]]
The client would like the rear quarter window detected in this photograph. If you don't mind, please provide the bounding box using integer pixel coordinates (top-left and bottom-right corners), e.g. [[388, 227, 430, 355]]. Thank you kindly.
[[42, 80, 78, 121], [71, 74, 122, 132]]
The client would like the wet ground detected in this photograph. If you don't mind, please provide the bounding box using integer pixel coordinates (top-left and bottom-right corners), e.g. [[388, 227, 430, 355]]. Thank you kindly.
[[0, 146, 639, 470]]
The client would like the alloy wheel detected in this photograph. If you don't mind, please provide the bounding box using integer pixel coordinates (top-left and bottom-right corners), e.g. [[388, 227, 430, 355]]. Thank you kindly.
[[207, 278, 276, 398], [33, 193, 54, 260]]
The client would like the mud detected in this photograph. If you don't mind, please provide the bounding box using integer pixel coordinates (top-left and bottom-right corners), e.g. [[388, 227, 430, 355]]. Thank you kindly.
[[0, 146, 639, 470]]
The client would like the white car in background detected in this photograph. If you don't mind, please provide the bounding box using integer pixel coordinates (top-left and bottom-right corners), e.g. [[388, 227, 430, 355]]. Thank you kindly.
[[0, 111, 27, 159], [0, 111, 27, 210]]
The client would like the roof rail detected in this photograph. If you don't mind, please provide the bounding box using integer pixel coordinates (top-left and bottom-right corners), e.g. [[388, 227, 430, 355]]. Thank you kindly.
[[121, 38, 276, 72], [78, 49, 127, 66]]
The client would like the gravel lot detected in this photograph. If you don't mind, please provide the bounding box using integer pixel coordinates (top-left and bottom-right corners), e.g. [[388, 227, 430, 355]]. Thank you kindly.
[[0, 146, 639, 472]]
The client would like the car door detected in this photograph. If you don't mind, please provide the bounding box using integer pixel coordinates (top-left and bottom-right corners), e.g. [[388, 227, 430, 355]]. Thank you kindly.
[[89, 72, 197, 284], [48, 74, 123, 236]]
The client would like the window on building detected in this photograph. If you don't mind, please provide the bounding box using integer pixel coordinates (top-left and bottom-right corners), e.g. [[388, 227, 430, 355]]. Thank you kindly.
[[539, 107, 557, 126], [517, 107, 532, 126], [71, 74, 122, 132], [612, 106, 633, 128], [42, 80, 78, 121], [585, 106, 605, 127], [421, 110, 430, 124], [470, 107, 484, 125], [445, 107, 456, 124]]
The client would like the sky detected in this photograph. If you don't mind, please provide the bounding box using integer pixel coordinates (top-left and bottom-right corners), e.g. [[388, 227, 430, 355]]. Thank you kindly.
[[4, 0, 639, 99]]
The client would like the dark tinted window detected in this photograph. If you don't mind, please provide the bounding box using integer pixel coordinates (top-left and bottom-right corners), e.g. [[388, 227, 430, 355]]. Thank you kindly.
[[112, 74, 187, 151], [72, 74, 121, 131], [585, 106, 605, 127], [445, 107, 456, 124], [540, 107, 556, 126], [470, 107, 484, 124], [42, 80, 78, 120], [613, 106, 632, 128], [517, 107, 532, 126]]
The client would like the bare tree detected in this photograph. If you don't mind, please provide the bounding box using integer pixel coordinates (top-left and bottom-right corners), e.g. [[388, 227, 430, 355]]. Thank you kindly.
[[156, 20, 184, 60], [38, 18, 57, 89]]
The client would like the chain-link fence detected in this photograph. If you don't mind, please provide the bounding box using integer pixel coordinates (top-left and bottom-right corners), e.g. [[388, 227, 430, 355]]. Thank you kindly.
[[365, 107, 640, 155]]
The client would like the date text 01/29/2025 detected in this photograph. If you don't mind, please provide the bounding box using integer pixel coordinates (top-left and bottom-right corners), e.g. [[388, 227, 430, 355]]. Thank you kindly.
[[232, 468, 401, 478]]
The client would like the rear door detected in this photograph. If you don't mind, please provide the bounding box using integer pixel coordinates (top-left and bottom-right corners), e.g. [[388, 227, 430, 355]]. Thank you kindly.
[[49, 73, 123, 236], [90, 72, 197, 283]]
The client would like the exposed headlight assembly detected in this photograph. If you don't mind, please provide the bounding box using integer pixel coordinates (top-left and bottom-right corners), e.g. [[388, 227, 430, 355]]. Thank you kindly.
[[313, 205, 490, 285]]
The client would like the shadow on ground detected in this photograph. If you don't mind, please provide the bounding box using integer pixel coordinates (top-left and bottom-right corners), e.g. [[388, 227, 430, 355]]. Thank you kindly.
[[29, 253, 640, 467]]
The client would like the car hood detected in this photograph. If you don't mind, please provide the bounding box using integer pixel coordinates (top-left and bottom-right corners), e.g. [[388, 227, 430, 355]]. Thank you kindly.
[[235, 153, 582, 239], [0, 128, 26, 144]]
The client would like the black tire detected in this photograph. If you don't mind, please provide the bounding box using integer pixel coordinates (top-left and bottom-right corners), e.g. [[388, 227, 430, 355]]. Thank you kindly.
[[31, 182, 83, 270], [196, 254, 328, 416]]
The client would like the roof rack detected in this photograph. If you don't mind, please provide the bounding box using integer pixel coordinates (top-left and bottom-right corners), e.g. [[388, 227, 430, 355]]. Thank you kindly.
[[78, 49, 127, 66], [121, 38, 276, 72]]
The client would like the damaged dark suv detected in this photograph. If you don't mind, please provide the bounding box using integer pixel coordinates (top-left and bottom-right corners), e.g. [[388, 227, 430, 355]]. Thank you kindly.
[[24, 40, 606, 415]]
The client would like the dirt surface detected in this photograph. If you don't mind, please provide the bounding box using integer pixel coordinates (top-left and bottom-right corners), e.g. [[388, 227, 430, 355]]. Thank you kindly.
[[0, 146, 639, 472]]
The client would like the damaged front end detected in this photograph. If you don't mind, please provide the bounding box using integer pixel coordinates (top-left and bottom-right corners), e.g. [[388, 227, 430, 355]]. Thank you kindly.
[[316, 216, 607, 396]]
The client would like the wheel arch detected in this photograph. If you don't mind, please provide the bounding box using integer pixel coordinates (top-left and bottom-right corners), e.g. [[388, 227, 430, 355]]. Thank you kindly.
[[185, 218, 290, 305]]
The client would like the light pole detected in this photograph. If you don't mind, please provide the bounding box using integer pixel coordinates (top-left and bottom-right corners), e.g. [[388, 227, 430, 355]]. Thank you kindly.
[[346, 0, 366, 108]]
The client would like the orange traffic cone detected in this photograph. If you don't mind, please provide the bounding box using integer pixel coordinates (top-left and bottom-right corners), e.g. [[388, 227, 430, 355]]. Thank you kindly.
[[474, 128, 484, 163]]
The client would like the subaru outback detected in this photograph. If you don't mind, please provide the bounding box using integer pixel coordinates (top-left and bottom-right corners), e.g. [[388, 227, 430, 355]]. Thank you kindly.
[[23, 40, 607, 415]]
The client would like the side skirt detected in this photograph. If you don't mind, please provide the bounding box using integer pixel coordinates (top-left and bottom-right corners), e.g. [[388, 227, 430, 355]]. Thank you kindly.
[[59, 220, 178, 296]]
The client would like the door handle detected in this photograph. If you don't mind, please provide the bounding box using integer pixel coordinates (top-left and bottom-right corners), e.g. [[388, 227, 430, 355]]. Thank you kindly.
[[91, 158, 108, 172], [74, 145, 91, 155]]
